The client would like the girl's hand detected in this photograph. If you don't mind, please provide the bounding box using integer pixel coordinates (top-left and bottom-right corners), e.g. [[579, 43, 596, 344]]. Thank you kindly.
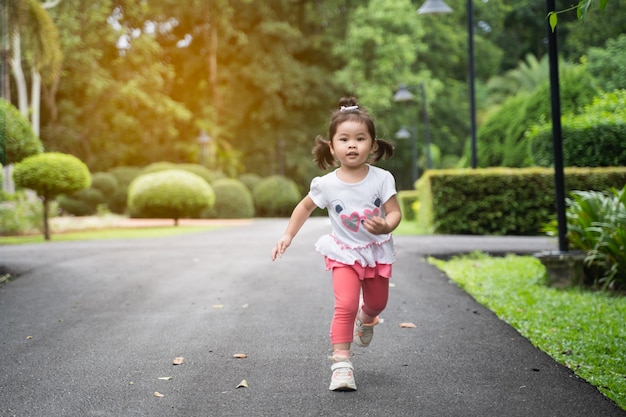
[[271, 235, 293, 261], [363, 216, 390, 235]]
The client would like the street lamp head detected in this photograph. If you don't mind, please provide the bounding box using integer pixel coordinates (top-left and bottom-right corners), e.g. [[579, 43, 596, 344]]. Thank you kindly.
[[393, 84, 415, 103], [395, 126, 412, 140], [418, 0, 453, 14]]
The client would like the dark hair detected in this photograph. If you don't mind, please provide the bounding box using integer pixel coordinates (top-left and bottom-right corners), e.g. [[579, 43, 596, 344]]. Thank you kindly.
[[312, 97, 394, 170]]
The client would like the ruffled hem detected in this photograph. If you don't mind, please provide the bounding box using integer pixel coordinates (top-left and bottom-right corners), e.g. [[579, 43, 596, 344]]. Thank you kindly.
[[324, 258, 392, 281], [314, 234, 396, 267]]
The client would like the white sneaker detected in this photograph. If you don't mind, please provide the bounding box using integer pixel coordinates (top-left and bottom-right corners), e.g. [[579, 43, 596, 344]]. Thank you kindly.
[[328, 358, 357, 391], [353, 310, 379, 347]]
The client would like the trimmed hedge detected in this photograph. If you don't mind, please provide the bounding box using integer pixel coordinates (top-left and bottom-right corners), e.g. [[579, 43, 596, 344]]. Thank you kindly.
[[252, 175, 301, 217], [205, 178, 254, 219], [127, 170, 215, 223], [417, 167, 626, 235]]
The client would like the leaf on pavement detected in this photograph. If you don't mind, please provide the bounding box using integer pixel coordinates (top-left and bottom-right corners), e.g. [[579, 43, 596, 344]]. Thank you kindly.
[[236, 380, 248, 388], [233, 353, 248, 359], [158, 376, 173, 380], [399, 322, 417, 328], [153, 392, 164, 397], [213, 304, 224, 309], [172, 356, 185, 365]]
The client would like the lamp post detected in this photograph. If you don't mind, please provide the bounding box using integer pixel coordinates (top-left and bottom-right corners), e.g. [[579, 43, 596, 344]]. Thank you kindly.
[[395, 125, 417, 183], [418, 0, 477, 169], [393, 83, 433, 173], [197, 130, 211, 167]]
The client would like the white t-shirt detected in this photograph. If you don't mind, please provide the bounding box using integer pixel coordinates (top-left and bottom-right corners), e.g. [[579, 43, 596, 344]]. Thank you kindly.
[[309, 165, 397, 267]]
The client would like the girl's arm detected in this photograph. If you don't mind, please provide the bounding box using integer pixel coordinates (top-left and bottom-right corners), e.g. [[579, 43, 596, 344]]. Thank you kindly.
[[363, 194, 402, 235], [271, 195, 317, 260]]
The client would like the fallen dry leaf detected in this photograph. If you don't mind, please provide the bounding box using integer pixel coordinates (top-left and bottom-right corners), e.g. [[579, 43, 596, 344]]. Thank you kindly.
[[399, 322, 417, 328], [158, 376, 173, 381], [153, 392, 164, 397], [233, 353, 248, 359], [212, 304, 224, 309], [236, 380, 248, 388], [172, 357, 185, 365]]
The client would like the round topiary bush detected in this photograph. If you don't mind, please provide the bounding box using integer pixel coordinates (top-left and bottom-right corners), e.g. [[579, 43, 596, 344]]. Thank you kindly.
[[252, 175, 301, 217], [205, 178, 254, 219], [13, 152, 91, 239], [58, 188, 105, 216], [239, 173, 262, 192], [127, 169, 215, 224], [90, 172, 119, 196], [1, 98, 43, 164]]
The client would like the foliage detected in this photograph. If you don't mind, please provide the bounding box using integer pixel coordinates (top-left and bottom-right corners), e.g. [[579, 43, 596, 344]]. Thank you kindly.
[[252, 175, 301, 217], [204, 178, 254, 219], [477, 64, 596, 167], [586, 34, 626, 92], [12, 152, 90, 240], [417, 167, 626, 236], [90, 172, 119, 197], [58, 188, 105, 216], [0, 99, 43, 164], [564, 187, 626, 290], [238, 173, 262, 192], [127, 170, 215, 224], [0, 191, 45, 236], [430, 253, 626, 410], [106, 166, 142, 214], [13, 152, 90, 200], [529, 90, 626, 167]]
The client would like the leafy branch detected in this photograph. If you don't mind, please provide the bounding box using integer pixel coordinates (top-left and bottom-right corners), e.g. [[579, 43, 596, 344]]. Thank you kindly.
[[547, 0, 609, 32]]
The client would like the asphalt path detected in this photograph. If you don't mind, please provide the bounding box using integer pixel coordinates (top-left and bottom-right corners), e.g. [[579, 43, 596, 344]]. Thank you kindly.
[[0, 218, 624, 417]]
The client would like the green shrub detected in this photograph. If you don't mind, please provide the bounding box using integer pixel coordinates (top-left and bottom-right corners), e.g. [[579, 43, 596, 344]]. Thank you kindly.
[[476, 65, 596, 168], [530, 90, 626, 167], [563, 186, 626, 290], [107, 166, 142, 214], [0, 191, 44, 235], [90, 172, 119, 196], [128, 169, 215, 224], [0, 98, 43, 165], [252, 175, 301, 217], [417, 167, 626, 236], [141, 162, 222, 185], [205, 178, 254, 219], [58, 188, 105, 216], [397, 190, 418, 222], [13, 152, 90, 240], [239, 173, 262, 192]]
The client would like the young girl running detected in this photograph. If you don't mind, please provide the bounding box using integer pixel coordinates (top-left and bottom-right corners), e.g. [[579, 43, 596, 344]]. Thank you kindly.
[[271, 97, 401, 391]]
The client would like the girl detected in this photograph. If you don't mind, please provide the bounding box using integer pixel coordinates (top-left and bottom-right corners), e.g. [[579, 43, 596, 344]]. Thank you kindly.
[[271, 97, 402, 391]]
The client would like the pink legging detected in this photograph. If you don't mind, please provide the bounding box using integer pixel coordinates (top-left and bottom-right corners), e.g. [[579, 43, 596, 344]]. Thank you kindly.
[[330, 265, 390, 345]]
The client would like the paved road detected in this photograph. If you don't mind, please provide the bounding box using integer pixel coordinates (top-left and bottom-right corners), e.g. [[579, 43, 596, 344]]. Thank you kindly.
[[0, 218, 624, 417]]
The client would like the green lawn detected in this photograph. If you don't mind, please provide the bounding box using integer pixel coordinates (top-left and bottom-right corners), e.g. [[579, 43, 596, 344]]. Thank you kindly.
[[0, 225, 219, 245], [430, 252, 626, 410]]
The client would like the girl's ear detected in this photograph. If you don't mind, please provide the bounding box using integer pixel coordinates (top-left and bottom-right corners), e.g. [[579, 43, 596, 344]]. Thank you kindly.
[[370, 140, 379, 154]]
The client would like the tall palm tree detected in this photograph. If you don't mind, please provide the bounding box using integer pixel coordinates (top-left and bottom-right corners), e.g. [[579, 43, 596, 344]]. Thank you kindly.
[[1, 0, 62, 135]]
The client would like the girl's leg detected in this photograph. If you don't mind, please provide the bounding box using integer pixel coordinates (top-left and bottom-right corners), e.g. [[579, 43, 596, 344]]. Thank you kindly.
[[330, 266, 362, 350], [359, 275, 390, 322]]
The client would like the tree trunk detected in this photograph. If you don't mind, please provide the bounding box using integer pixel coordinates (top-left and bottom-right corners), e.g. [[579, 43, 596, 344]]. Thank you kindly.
[[31, 68, 41, 136], [10, 34, 28, 118], [43, 197, 50, 241]]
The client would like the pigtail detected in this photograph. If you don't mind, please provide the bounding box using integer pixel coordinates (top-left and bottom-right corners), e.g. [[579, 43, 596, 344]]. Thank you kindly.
[[312, 135, 336, 170], [370, 138, 394, 163]]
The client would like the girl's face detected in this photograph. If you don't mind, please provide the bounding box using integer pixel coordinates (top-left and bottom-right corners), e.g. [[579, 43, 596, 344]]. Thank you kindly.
[[330, 120, 376, 168]]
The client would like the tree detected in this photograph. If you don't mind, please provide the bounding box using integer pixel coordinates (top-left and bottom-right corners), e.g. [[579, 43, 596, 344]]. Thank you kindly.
[[13, 152, 90, 240], [2, 0, 62, 135], [0, 98, 43, 165], [127, 169, 215, 225]]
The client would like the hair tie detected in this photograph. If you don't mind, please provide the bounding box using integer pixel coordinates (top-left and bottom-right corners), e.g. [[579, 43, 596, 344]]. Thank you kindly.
[[339, 105, 359, 112]]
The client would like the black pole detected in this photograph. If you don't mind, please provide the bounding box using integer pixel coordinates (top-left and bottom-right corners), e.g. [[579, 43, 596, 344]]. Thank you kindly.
[[420, 83, 432, 169], [467, 0, 477, 168], [546, 0, 568, 252]]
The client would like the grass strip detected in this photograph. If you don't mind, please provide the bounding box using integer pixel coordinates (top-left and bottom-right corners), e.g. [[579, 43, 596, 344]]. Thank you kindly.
[[429, 252, 626, 410], [0, 226, 219, 245]]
